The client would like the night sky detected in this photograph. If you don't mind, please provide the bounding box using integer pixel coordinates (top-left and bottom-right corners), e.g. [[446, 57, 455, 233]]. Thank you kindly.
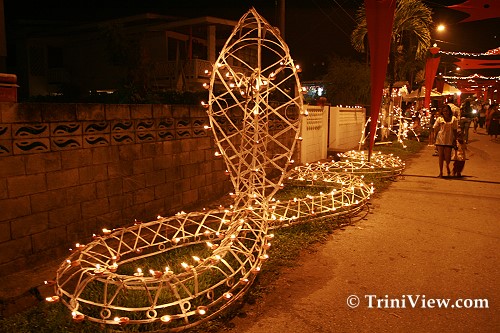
[[4, 0, 500, 79]]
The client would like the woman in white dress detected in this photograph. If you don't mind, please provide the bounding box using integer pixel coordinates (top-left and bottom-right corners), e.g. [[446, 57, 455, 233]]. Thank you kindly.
[[433, 104, 458, 177]]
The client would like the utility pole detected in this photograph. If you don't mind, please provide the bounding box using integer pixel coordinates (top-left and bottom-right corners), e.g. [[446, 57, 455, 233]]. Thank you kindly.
[[278, 0, 285, 40]]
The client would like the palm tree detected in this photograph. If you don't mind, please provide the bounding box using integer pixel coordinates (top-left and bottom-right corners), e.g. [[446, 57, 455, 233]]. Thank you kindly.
[[351, 0, 433, 91]]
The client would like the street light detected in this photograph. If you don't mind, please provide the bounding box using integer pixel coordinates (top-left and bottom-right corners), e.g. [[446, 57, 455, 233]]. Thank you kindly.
[[433, 23, 449, 46]]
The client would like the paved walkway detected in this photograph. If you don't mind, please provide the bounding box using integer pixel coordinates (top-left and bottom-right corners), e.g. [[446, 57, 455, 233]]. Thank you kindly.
[[226, 128, 500, 333]]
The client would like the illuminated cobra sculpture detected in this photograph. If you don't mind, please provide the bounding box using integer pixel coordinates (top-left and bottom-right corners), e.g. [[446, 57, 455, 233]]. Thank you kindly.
[[49, 8, 374, 332]]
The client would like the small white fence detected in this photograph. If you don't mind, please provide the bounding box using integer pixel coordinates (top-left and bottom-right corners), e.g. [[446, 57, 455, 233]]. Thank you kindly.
[[300, 105, 328, 164], [328, 106, 366, 151], [300, 105, 366, 164]]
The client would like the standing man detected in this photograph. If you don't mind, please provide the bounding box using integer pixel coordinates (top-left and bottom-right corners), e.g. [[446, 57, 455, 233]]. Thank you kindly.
[[479, 103, 488, 129], [459, 100, 473, 143]]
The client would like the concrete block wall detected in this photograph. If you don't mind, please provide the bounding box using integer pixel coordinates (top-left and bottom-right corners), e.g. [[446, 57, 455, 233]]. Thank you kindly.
[[0, 103, 232, 275]]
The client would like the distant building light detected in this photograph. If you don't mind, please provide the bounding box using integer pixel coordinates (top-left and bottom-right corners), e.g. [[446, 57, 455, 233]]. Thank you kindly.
[[95, 89, 116, 95]]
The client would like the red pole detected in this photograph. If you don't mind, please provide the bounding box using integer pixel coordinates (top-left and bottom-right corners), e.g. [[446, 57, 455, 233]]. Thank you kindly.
[[423, 45, 440, 110], [364, 0, 396, 160]]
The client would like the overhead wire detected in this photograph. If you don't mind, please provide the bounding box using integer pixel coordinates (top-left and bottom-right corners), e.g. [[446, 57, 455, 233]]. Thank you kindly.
[[330, 0, 359, 24], [308, 0, 353, 38]]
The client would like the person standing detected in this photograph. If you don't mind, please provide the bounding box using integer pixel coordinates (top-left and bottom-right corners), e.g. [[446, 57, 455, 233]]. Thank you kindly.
[[452, 131, 467, 177], [478, 103, 488, 129], [459, 100, 473, 143], [487, 103, 500, 140], [485, 104, 493, 130], [429, 109, 440, 156], [433, 104, 458, 177]]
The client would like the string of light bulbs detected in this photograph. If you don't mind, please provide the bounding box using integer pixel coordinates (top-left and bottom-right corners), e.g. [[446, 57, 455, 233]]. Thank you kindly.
[[438, 47, 500, 57], [443, 74, 500, 80]]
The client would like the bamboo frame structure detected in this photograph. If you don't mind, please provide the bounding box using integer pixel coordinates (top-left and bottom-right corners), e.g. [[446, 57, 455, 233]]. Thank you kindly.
[[50, 9, 395, 332]]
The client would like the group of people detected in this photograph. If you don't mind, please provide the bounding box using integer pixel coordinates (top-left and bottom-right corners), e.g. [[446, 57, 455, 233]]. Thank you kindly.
[[432, 102, 500, 178], [460, 101, 500, 141]]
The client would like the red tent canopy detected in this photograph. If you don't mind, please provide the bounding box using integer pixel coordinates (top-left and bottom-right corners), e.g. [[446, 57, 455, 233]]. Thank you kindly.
[[447, 0, 500, 23], [454, 58, 500, 70]]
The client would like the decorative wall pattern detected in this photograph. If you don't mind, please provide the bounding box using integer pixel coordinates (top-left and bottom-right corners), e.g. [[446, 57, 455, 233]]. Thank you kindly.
[[1, 117, 210, 154], [0, 124, 11, 155]]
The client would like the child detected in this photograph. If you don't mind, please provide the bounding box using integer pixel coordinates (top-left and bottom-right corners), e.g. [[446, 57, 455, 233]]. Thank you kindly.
[[452, 132, 467, 177]]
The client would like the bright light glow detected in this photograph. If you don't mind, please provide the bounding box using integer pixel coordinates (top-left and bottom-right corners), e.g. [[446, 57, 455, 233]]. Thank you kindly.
[[134, 268, 144, 277], [161, 315, 171, 322], [45, 296, 60, 302]]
